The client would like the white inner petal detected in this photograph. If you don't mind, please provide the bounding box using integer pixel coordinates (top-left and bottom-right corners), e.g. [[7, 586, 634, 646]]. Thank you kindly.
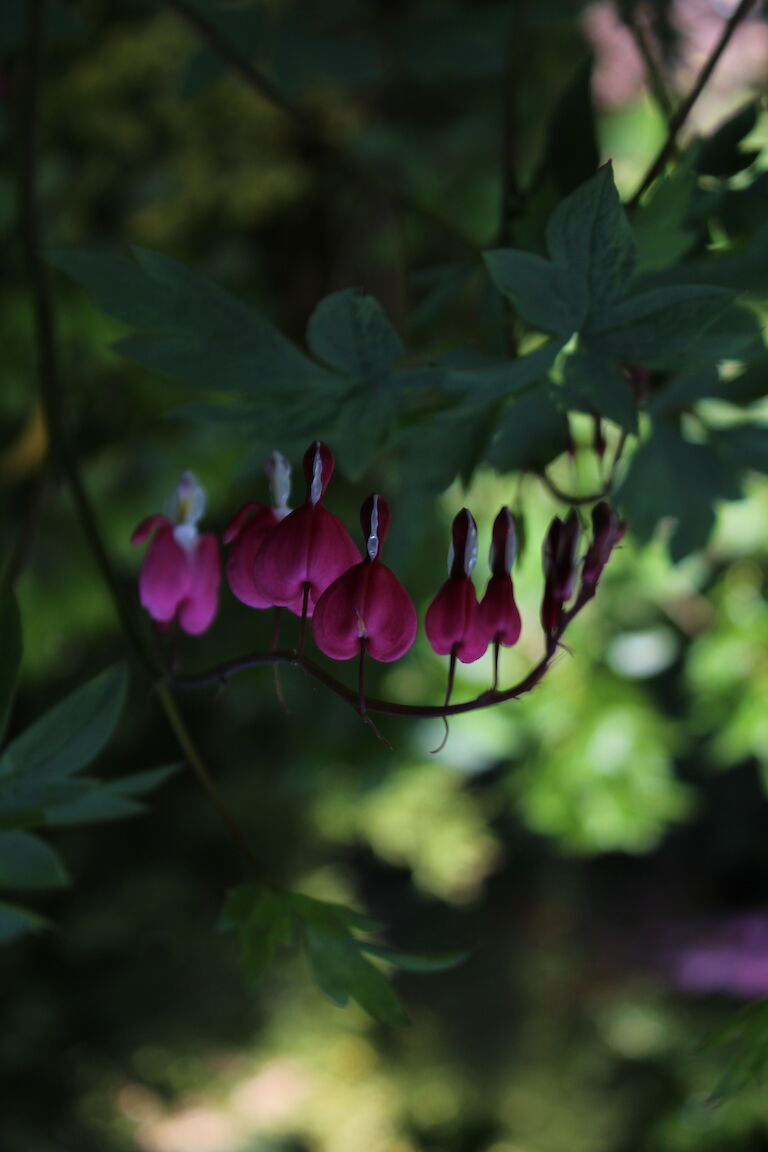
[[464, 515, 478, 575], [367, 495, 380, 561], [174, 471, 206, 527], [310, 443, 324, 505], [173, 523, 199, 553], [269, 450, 292, 512]]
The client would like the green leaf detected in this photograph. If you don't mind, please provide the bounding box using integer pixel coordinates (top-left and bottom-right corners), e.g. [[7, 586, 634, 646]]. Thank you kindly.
[[722, 363, 768, 406], [0, 665, 127, 782], [0, 831, 68, 890], [0, 592, 21, 745], [307, 288, 404, 382], [696, 101, 760, 178], [584, 285, 734, 365], [220, 882, 295, 977], [706, 1000, 768, 1102], [633, 162, 698, 274], [649, 366, 722, 415], [43, 764, 179, 826], [546, 162, 637, 314], [303, 927, 410, 1025], [331, 384, 398, 482], [0, 778, 92, 831], [288, 892, 383, 935], [355, 942, 469, 972], [49, 247, 338, 396], [397, 401, 499, 495], [712, 424, 768, 474], [485, 166, 635, 335], [560, 348, 638, 432], [487, 386, 571, 473], [445, 340, 565, 401], [618, 425, 742, 561], [483, 250, 582, 336], [0, 901, 48, 943]]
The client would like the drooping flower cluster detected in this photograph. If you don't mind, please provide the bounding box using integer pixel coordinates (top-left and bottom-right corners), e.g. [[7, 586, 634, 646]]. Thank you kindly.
[[131, 444, 626, 693]]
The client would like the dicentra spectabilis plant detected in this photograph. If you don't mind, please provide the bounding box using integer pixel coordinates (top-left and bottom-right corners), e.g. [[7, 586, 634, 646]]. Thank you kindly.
[[16, 0, 768, 1049]]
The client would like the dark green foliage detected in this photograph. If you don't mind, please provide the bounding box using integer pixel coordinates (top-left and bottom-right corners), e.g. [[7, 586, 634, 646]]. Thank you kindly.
[[560, 348, 638, 432], [0, 663, 176, 937], [618, 424, 743, 562], [707, 1000, 768, 1101], [695, 101, 760, 178], [221, 884, 466, 1025]]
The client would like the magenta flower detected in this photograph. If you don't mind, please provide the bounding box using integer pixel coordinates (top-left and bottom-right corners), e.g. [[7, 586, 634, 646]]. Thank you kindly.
[[253, 441, 361, 618], [477, 508, 522, 648], [425, 509, 488, 666], [223, 451, 303, 611], [581, 501, 626, 592], [131, 472, 220, 635], [541, 509, 581, 636], [312, 494, 417, 662]]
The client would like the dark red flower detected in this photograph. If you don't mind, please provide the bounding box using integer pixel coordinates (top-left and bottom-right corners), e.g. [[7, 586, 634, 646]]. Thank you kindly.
[[253, 441, 360, 617], [312, 494, 417, 662], [582, 501, 626, 591], [425, 509, 488, 665], [477, 508, 522, 649], [541, 509, 581, 636], [131, 472, 220, 635], [223, 451, 303, 611]]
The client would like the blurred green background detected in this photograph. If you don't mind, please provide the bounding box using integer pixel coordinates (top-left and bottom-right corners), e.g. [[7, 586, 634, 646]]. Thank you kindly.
[[3, 0, 768, 1149]]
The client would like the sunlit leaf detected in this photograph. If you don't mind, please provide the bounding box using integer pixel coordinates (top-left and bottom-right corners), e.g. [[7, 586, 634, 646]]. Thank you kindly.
[[303, 927, 410, 1025]]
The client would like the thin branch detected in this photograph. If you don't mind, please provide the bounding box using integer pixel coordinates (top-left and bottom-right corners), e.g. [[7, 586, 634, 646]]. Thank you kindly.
[[538, 429, 629, 507], [619, 2, 674, 123], [155, 683, 263, 871], [19, 0, 264, 877], [1, 472, 47, 594], [165, 0, 477, 256], [628, 0, 759, 208]]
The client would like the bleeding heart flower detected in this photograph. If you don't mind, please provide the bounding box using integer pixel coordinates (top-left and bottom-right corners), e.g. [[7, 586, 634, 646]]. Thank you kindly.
[[425, 509, 488, 665], [223, 451, 303, 610], [541, 509, 581, 636], [131, 471, 220, 635], [477, 507, 522, 649], [253, 441, 361, 618], [312, 494, 417, 662], [581, 501, 626, 591]]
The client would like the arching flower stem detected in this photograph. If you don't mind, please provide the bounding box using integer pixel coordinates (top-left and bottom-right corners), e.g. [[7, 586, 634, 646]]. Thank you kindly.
[[169, 562, 603, 727]]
